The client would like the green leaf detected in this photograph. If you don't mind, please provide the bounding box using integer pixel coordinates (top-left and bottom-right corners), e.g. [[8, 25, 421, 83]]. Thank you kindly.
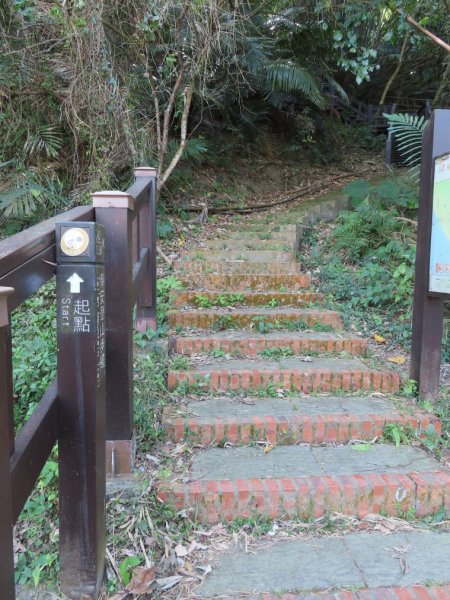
[[351, 443, 372, 452], [119, 556, 142, 585]]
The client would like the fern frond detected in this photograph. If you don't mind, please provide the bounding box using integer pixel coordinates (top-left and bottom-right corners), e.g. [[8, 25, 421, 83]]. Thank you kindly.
[[384, 112, 428, 179]]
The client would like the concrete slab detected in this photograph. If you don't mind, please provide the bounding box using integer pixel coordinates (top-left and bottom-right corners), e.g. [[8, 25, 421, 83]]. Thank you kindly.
[[197, 531, 450, 597], [179, 396, 396, 419], [190, 445, 441, 481], [199, 537, 360, 596], [183, 250, 296, 262], [310, 444, 439, 476], [188, 357, 375, 373]]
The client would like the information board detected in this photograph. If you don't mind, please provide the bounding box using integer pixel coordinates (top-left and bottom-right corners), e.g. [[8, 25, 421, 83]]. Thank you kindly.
[[429, 152, 450, 295]]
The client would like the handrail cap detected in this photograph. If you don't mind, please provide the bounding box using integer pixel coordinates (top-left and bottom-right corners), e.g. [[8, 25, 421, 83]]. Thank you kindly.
[[134, 167, 157, 178], [92, 191, 134, 210]]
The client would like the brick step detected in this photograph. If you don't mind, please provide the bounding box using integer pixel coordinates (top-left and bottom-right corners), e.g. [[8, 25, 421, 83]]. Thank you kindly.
[[163, 395, 440, 445], [204, 239, 294, 251], [181, 250, 295, 262], [179, 273, 312, 291], [168, 307, 342, 331], [171, 331, 364, 355], [157, 444, 450, 522], [171, 291, 323, 308], [167, 357, 399, 393], [176, 260, 301, 274]]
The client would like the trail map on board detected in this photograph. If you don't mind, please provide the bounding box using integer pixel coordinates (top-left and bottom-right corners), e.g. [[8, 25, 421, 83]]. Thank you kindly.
[[429, 153, 450, 295]]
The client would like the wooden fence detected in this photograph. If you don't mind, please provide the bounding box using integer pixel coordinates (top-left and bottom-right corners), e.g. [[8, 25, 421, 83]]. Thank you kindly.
[[0, 167, 157, 599]]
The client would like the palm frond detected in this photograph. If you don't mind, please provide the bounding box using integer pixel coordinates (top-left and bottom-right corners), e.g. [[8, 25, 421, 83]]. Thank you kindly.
[[264, 62, 325, 108]]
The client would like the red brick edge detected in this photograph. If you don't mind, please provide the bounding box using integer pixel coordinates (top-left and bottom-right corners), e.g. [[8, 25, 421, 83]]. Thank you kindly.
[[245, 584, 450, 600], [157, 471, 450, 523], [167, 308, 343, 329], [163, 412, 441, 445], [245, 584, 450, 599], [172, 291, 324, 307], [179, 273, 312, 291], [167, 368, 400, 394]]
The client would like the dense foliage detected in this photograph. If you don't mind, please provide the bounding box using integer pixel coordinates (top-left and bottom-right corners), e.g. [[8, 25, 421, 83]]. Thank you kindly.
[[1, 0, 448, 228]]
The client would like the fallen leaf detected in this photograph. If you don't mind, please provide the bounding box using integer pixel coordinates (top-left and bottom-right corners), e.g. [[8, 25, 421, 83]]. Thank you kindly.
[[125, 565, 156, 594], [156, 575, 184, 591], [374, 334, 386, 344], [175, 543, 189, 557], [388, 355, 406, 365], [264, 443, 276, 454]]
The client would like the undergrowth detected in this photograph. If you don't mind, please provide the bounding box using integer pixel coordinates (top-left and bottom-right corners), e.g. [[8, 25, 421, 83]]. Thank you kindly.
[[303, 177, 436, 349]]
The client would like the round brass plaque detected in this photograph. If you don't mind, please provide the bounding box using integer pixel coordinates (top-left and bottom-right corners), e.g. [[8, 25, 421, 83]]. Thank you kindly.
[[60, 227, 89, 256]]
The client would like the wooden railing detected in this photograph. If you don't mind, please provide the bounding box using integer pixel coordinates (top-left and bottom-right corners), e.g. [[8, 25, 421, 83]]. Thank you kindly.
[[321, 83, 397, 129], [0, 167, 157, 599]]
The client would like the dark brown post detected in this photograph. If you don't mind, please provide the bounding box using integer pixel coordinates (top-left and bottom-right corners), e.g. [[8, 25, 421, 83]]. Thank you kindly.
[[56, 222, 106, 598], [135, 167, 157, 332], [0, 287, 16, 600], [410, 109, 450, 400], [92, 192, 135, 475]]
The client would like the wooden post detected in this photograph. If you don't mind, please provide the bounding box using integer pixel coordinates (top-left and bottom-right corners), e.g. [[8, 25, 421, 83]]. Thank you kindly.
[[135, 167, 158, 332], [0, 287, 16, 600], [56, 222, 106, 598], [410, 109, 450, 400], [93, 192, 135, 475]]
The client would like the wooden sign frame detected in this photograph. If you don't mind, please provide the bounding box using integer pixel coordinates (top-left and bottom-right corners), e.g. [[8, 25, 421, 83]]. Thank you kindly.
[[410, 109, 450, 400]]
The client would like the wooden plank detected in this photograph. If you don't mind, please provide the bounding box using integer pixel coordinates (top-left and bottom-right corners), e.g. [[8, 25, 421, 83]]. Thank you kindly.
[[132, 248, 149, 303], [10, 380, 58, 523], [56, 224, 106, 598], [0, 289, 16, 599]]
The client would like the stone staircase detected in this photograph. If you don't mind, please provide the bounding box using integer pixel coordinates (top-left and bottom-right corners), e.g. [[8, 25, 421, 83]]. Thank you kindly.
[[157, 211, 450, 597]]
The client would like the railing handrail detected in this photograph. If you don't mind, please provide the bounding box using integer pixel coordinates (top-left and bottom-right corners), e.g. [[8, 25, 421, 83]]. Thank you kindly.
[[0, 166, 157, 598], [0, 206, 94, 278]]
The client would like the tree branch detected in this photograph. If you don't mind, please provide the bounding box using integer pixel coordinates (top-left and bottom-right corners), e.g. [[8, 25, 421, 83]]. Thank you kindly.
[[398, 10, 450, 53], [160, 85, 194, 187]]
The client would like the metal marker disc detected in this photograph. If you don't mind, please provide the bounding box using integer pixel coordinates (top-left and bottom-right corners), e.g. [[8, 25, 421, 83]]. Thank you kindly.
[[60, 227, 90, 257]]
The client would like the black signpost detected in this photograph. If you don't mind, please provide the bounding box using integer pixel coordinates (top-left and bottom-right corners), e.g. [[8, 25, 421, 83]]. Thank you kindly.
[[56, 222, 106, 598], [411, 109, 450, 400]]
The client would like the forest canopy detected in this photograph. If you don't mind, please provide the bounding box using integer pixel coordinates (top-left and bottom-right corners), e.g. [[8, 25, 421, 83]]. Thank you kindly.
[[0, 0, 449, 226]]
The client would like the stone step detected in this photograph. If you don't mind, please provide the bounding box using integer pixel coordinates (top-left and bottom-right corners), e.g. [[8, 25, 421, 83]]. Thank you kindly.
[[171, 331, 365, 356], [163, 395, 440, 445], [157, 444, 450, 522], [227, 221, 299, 237], [181, 250, 296, 262], [176, 260, 301, 274], [204, 239, 294, 251], [194, 531, 450, 597], [167, 357, 399, 393], [179, 273, 312, 291], [171, 291, 323, 308], [168, 307, 342, 331], [230, 230, 298, 242]]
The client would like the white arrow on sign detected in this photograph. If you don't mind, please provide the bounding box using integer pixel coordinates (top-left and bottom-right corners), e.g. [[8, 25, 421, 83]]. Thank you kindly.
[[67, 273, 84, 294]]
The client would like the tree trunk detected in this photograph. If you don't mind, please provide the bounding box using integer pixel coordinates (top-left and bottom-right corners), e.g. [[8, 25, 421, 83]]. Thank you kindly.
[[379, 32, 410, 105]]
